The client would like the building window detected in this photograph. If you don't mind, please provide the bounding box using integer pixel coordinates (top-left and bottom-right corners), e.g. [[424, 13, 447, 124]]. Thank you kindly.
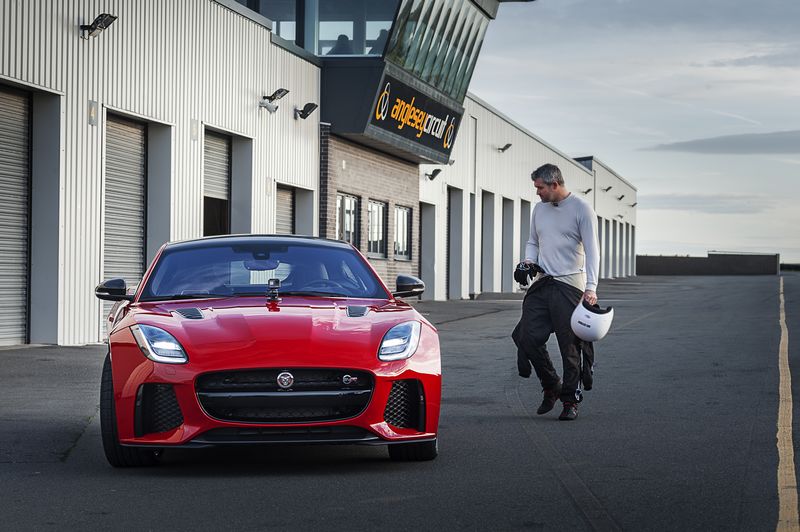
[[385, 0, 490, 101], [394, 206, 411, 260], [234, 0, 297, 41], [317, 0, 399, 55], [336, 193, 359, 246], [367, 200, 387, 257]]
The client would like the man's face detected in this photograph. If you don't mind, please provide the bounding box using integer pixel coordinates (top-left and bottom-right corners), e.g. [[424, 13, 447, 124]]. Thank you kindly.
[[534, 178, 558, 203]]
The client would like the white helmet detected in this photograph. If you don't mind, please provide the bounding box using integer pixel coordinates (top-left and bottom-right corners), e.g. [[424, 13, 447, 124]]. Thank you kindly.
[[571, 299, 614, 342]]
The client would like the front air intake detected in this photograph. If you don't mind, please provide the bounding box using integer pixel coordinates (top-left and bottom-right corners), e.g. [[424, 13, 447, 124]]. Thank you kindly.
[[134, 383, 184, 436], [384, 380, 425, 431]]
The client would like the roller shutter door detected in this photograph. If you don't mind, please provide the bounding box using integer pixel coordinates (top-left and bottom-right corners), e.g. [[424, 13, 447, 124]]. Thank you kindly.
[[204, 132, 230, 200], [203, 131, 231, 236], [275, 186, 295, 234], [103, 115, 146, 320], [0, 87, 31, 345]]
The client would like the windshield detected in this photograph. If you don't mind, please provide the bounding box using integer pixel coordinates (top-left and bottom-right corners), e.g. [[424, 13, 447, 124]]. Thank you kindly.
[[139, 240, 389, 301]]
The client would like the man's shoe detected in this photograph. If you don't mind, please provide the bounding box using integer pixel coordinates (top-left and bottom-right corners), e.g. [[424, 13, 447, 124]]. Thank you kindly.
[[536, 382, 562, 415], [559, 402, 578, 421]]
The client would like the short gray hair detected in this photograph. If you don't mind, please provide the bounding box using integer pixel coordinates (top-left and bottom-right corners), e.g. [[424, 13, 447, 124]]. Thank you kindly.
[[531, 164, 564, 186]]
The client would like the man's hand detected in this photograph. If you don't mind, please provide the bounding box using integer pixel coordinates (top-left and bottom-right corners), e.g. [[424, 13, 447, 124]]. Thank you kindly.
[[583, 290, 597, 305], [514, 262, 533, 285]]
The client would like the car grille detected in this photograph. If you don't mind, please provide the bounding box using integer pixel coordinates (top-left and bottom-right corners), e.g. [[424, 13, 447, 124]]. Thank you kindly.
[[384, 379, 424, 431], [195, 369, 373, 423], [135, 383, 184, 436]]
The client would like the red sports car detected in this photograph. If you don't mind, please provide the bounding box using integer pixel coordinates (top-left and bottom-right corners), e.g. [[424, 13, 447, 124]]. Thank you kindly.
[[95, 235, 440, 467]]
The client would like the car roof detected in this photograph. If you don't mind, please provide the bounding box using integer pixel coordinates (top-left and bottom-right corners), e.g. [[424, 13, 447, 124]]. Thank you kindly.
[[163, 234, 353, 253]]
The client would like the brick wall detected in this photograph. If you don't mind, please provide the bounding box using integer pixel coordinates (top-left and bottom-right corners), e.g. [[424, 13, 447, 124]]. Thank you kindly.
[[320, 134, 420, 289]]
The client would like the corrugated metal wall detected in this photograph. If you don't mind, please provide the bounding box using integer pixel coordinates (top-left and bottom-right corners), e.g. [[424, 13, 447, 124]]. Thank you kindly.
[[1, 0, 320, 343]]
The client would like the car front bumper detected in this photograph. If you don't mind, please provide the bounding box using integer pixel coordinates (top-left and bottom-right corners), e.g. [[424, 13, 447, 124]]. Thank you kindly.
[[108, 326, 441, 447]]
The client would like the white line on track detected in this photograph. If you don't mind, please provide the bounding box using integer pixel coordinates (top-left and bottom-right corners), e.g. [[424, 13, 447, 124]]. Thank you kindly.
[[776, 276, 799, 531]]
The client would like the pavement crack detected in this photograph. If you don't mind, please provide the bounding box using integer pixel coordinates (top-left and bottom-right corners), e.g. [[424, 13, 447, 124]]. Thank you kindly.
[[59, 406, 98, 463]]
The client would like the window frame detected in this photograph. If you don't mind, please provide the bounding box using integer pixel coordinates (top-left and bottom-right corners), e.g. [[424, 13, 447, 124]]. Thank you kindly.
[[336, 192, 360, 247], [367, 199, 388, 258], [394, 205, 412, 261]]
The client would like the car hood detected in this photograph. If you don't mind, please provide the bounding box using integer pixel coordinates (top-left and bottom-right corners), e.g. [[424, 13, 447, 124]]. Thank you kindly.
[[127, 297, 424, 367]]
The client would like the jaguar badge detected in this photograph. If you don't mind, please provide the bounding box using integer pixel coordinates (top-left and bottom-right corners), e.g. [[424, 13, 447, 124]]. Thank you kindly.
[[277, 371, 294, 389]]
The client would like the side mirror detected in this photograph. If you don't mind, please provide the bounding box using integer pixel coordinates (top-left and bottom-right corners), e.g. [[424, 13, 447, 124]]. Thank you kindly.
[[95, 278, 134, 302], [392, 274, 425, 298]]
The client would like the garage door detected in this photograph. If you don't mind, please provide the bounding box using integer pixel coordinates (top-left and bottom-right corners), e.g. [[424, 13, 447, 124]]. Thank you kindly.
[[0, 87, 31, 345], [103, 115, 146, 320], [275, 186, 295, 234], [203, 131, 231, 236]]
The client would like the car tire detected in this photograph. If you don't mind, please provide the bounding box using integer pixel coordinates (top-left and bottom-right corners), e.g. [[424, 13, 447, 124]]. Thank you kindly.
[[388, 438, 438, 462], [100, 354, 162, 467]]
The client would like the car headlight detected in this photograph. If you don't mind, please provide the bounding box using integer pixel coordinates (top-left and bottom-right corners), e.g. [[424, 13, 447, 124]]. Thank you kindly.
[[130, 324, 188, 364], [378, 321, 421, 361]]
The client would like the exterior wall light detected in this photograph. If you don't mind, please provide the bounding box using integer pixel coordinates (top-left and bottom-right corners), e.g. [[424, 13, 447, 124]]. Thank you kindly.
[[425, 169, 442, 180], [602, 186, 613, 192], [616, 194, 625, 201], [80, 13, 117, 39], [259, 88, 289, 113], [615, 214, 624, 219], [497, 143, 512, 153], [629, 202, 638, 207], [294, 102, 318, 120], [581, 188, 592, 194], [258, 87, 289, 113], [265, 88, 289, 102]]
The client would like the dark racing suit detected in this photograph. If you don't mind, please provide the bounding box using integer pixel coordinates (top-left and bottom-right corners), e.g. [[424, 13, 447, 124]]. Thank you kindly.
[[512, 276, 594, 403]]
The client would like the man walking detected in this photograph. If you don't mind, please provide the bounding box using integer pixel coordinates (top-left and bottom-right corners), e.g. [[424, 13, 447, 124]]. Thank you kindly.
[[513, 163, 600, 420]]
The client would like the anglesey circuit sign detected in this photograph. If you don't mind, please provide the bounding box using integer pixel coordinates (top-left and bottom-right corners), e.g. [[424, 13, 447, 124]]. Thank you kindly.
[[369, 74, 461, 158]]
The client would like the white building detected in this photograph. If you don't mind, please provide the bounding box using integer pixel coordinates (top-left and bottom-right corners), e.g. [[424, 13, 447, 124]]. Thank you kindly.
[[1, 1, 321, 345], [0, 0, 635, 346]]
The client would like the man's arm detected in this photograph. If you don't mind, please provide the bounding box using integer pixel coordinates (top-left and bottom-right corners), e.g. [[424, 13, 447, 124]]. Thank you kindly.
[[524, 206, 539, 263], [579, 205, 600, 304]]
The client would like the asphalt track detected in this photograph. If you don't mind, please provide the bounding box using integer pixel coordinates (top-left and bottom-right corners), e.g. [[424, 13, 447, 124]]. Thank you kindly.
[[1, 273, 798, 531]]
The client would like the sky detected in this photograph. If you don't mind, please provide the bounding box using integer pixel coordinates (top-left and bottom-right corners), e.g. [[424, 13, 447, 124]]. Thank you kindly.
[[470, 0, 800, 263]]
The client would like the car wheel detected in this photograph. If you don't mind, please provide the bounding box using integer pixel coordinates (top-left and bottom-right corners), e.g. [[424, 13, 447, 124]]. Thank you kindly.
[[100, 354, 162, 467], [388, 438, 438, 462]]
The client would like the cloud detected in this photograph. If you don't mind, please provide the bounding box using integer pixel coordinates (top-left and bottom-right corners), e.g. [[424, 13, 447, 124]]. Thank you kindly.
[[509, 0, 800, 39], [639, 194, 773, 214], [771, 157, 800, 165], [704, 50, 800, 68], [646, 130, 800, 154]]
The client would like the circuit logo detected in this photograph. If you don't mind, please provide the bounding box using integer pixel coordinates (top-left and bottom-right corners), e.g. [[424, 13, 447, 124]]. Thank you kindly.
[[375, 82, 391, 121], [443, 117, 456, 149]]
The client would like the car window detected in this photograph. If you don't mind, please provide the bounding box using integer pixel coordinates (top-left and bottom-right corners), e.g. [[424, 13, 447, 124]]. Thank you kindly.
[[140, 241, 388, 301]]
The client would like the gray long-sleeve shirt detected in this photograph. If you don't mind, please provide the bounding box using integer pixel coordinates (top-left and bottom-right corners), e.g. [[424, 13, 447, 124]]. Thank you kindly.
[[525, 193, 600, 292]]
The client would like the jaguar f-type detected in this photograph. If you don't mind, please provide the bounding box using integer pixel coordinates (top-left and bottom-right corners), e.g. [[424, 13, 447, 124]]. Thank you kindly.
[[95, 235, 440, 466]]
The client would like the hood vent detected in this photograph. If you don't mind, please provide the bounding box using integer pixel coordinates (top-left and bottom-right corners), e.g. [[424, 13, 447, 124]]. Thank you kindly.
[[346, 305, 369, 317], [174, 308, 203, 320]]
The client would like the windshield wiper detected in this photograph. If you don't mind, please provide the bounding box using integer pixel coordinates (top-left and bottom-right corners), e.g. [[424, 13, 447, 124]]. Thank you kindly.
[[144, 293, 230, 301], [278, 291, 349, 298]]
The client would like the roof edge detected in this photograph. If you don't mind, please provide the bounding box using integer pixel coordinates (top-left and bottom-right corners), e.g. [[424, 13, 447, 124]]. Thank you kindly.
[[466, 91, 591, 176], [574, 156, 637, 191]]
